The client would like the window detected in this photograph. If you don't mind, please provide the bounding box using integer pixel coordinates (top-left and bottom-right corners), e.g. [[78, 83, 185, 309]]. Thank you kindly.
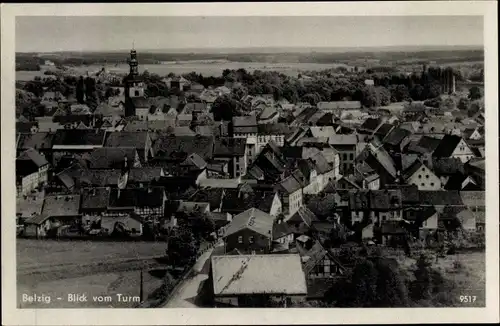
[[418, 175, 422, 179], [249, 236, 254, 244], [421, 183, 425, 187], [238, 236, 243, 244], [425, 175, 429, 179], [134, 90, 140, 97], [349, 153, 354, 160], [343, 153, 348, 160], [430, 183, 435, 186]]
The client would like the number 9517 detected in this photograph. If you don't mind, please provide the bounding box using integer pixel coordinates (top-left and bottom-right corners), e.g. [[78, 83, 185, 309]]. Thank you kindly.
[[459, 295, 477, 303]]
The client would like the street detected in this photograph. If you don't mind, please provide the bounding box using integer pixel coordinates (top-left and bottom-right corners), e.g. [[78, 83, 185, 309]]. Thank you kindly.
[[163, 242, 222, 308]]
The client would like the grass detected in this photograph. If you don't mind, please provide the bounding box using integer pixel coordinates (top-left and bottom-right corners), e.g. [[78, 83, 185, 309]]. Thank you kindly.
[[397, 250, 486, 307], [17, 239, 167, 270], [17, 239, 169, 308]]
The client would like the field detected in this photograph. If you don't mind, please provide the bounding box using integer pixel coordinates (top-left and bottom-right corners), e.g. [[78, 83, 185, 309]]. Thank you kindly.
[[16, 61, 349, 81], [17, 239, 169, 308], [396, 251, 486, 307]]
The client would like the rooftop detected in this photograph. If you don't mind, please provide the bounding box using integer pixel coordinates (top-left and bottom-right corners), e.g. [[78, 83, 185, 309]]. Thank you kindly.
[[224, 208, 274, 237], [211, 254, 307, 296]]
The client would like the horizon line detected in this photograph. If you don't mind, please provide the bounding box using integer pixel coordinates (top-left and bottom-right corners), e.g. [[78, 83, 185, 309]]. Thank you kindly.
[[17, 44, 484, 54]]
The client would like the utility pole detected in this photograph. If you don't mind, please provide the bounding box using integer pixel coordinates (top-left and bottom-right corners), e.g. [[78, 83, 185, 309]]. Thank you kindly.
[[139, 268, 144, 303]]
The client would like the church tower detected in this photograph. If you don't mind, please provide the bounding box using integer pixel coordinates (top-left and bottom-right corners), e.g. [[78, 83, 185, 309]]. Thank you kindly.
[[124, 45, 146, 116]]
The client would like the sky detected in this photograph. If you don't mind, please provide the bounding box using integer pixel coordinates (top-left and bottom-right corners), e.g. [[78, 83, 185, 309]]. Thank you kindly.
[[16, 16, 483, 52]]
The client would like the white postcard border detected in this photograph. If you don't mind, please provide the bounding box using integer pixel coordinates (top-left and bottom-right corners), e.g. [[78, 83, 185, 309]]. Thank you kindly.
[[2, 2, 498, 325]]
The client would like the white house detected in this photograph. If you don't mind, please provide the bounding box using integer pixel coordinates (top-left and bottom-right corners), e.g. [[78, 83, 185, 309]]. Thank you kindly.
[[16, 149, 50, 195], [402, 160, 442, 190], [433, 134, 475, 163]]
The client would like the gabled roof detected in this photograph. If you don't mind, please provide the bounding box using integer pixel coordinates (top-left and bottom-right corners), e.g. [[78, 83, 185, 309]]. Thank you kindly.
[[257, 123, 289, 135], [272, 221, 294, 239], [52, 129, 106, 147], [232, 115, 257, 127], [328, 134, 358, 146], [375, 123, 395, 139], [432, 157, 465, 176], [309, 152, 332, 174], [407, 135, 441, 154], [189, 188, 225, 211], [221, 189, 277, 214], [182, 102, 207, 114], [211, 254, 307, 296], [86, 147, 138, 169], [460, 191, 485, 208], [359, 118, 382, 132], [17, 132, 55, 151], [153, 135, 214, 162], [309, 126, 336, 139], [181, 153, 207, 169], [433, 134, 465, 158], [301, 241, 345, 275], [17, 194, 44, 218], [276, 174, 303, 194], [41, 195, 81, 218], [419, 190, 464, 206], [369, 189, 402, 210], [130, 97, 150, 109], [366, 142, 397, 178], [224, 208, 274, 237], [402, 159, 425, 180], [128, 167, 163, 183], [257, 106, 279, 120], [17, 148, 48, 167], [286, 206, 319, 227], [444, 174, 479, 191], [105, 131, 150, 149], [81, 187, 111, 210], [213, 137, 246, 156], [317, 101, 362, 110], [108, 187, 165, 208]]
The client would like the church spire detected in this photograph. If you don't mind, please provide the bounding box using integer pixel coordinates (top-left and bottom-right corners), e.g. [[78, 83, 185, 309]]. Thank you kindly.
[[129, 43, 138, 77]]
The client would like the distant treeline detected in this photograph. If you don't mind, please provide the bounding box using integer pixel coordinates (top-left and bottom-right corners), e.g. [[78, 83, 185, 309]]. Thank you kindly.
[[16, 49, 484, 67]]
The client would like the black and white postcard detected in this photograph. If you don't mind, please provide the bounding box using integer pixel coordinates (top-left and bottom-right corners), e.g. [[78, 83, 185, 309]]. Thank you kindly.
[[1, 2, 498, 325]]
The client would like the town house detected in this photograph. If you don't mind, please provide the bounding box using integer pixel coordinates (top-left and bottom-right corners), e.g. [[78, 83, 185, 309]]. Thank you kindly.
[[402, 159, 442, 190], [16, 148, 50, 195], [328, 134, 359, 175], [24, 194, 81, 238], [433, 134, 476, 163], [104, 131, 154, 164], [213, 137, 248, 178], [256, 123, 288, 154], [51, 129, 107, 166], [106, 187, 166, 224], [231, 115, 258, 165], [223, 208, 275, 254], [209, 254, 308, 307]]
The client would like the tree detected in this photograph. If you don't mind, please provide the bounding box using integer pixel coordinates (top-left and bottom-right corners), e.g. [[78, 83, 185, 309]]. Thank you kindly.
[[329, 257, 409, 307], [410, 253, 453, 305], [211, 94, 241, 121], [389, 84, 410, 102], [359, 86, 380, 108], [458, 98, 471, 111], [410, 84, 425, 101], [166, 226, 199, 268], [188, 213, 217, 241], [468, 86, 482, 100], [76, 76, 85, 104], [423, 83, 441, 100]]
